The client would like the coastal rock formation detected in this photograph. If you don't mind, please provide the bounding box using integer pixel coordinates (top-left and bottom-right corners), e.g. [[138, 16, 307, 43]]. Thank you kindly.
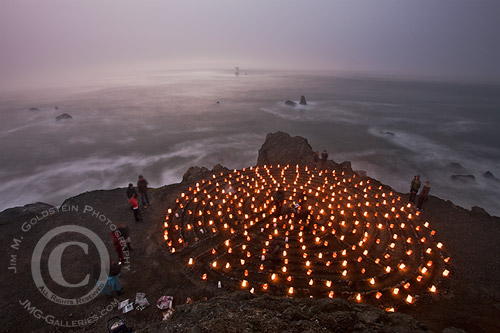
[[447, 163, 467, 173], [257, 131, 314, 167], [483, 171, 499, 182], [450, 174, 475, 183], [55, 113, 73, 121], [470, 206, 490, 216], [182, 166, 211, 183], [212, 163, 229, 173], [182, 164, 230, 183], [284, 95, 308, 106], [299, 95, 307, 105], [0, 202, 54, 225], [29, 107, 40, 111], [1, 131, 500, 333]]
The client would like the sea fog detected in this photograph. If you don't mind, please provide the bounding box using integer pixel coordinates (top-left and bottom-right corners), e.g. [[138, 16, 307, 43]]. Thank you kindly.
[[0, 70, 499, 216]]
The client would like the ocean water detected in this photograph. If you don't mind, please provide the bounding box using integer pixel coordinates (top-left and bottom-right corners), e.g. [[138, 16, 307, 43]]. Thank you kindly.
[[0, 70, 499, 216]]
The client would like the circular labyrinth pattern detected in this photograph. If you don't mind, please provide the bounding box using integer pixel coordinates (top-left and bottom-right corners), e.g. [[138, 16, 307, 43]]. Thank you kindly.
[[163, 165, 450, 309]]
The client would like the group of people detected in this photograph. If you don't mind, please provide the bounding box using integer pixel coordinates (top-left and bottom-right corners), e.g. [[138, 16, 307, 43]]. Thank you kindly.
[[126, 175, 151, 223], [409, 175, 431, 210], [105, 175, 152, 298], [313, 150, 329, 170]]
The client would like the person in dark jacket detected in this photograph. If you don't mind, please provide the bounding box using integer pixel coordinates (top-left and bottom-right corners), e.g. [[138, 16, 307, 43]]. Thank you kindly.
[[128, 193, 142, 223], [321, 150, 328, 170], [409, 175, 421, 203], [127, 183, 137, 199], [313, 151, 319, 170], [274, 185, 285, 215], [417, 181, 430, 210], [118, 224, 133, 251], [137, 175, 150, 208]]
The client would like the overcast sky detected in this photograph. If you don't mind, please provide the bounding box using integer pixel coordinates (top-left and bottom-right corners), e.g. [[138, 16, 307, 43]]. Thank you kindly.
[[1, 0, 499, 84]]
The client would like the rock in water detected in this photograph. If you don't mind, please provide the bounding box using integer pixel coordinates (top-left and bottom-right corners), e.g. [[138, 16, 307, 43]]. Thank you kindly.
[[30, 107, 40, 111], [450, 174, 475, 183], [447, 162, 467, 173], [257, 131, 314, 167], [55, 113, 73, 121], [284, 100, 297, 107], [484, 171, 500, 182], [299, 95, 307, 105]]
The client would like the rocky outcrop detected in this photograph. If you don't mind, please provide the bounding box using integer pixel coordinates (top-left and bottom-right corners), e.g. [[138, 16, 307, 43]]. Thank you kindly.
[[29, 107, 40, 111], [285, 96, 308, 106], [338, 161, 353, 171], [483, 171, 499, 182], [55, 113, 73, 121], [182, 166, 211, 183], [450, 175, 475, 183], [471, 206, 490, 217], [182, 164, 231, 183], [257, 131, 314, 167], [382, 131, 395, 136], [0, 202, 54, 225], [212, 163, 229, 173], [299, 95, 307, 105], [154, 292, 429, 332]]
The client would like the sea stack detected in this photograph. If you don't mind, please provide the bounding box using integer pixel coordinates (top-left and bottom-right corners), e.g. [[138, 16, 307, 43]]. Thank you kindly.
[[299, 95, 307, 105]]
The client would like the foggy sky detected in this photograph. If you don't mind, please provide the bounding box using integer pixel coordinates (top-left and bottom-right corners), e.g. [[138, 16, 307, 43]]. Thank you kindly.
[[1, 0, 499, 85]]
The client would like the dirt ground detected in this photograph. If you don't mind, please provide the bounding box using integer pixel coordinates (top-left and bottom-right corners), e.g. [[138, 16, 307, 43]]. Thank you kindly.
[[1, 176, 499, 332]]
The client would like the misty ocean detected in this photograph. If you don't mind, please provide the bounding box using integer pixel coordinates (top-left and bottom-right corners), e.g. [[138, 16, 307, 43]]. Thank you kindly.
[[1, 70, 499, 216]]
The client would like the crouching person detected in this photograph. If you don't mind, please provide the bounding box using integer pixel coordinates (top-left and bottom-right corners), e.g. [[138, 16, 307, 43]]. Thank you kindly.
[[104, 259, 123, 299]]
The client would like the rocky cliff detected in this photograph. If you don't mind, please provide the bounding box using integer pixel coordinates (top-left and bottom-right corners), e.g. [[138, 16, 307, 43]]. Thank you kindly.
[[1, 132, 499, 333]]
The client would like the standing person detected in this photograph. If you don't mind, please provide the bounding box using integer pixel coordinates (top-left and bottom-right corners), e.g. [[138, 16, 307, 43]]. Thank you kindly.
[[321, 150, 328, 170], [128, 194, 142, 223], [127, 183, 137, 199], [417, 181, 431, 210], [409, 175, 421, 203], [104, 259, 122, 299], [111, 231, 124, 265], [137, 175, 150, 208], [273, 185, 285, 215], [313, 151, 319, 170], [118, 224, 133, 251]]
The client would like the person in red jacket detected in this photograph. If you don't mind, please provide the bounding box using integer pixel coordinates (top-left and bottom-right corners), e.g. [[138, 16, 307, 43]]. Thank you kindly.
[[128, 193, 142, 223], [111, 231, 124, 264]]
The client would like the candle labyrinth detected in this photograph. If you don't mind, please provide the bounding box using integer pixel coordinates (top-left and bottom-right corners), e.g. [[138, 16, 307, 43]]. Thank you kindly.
[[163, 165, 450, 308]]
